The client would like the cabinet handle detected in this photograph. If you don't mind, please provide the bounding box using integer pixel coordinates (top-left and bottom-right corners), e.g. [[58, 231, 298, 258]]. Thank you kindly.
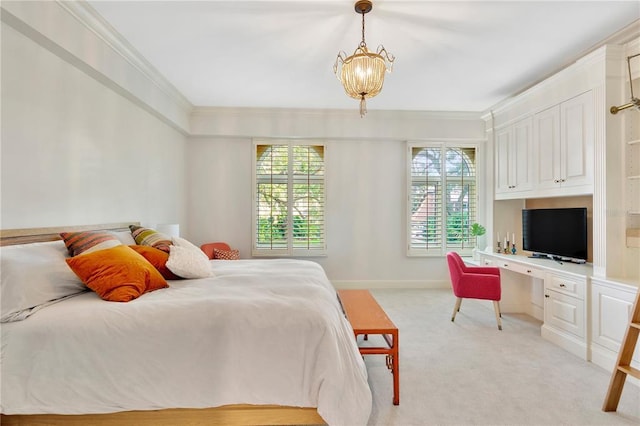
[[559, 283, 566, 288], [503, 263, 509, 267], [554, 179, 560, 183], [527, 269, 532, 273], [561, 179, 566, 182], [545, 294, 550, 298]]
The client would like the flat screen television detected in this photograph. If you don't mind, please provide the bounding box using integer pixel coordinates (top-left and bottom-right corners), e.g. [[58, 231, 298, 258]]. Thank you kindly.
[[522, 207, 588, 261]]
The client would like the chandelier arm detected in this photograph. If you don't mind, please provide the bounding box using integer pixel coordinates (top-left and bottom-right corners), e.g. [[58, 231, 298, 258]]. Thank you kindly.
[[334, 51, 347, 73]]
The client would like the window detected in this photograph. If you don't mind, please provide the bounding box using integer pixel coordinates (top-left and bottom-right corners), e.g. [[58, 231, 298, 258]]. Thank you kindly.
[[408, 142, 478, 256], [253, 141, 325, 256]]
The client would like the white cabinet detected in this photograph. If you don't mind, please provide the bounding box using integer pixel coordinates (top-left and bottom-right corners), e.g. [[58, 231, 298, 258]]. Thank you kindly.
[[495, 117, 533, 199], [541, 271, 588, 359], [590, 277, 640, 377], [533, 91, 594, 196]]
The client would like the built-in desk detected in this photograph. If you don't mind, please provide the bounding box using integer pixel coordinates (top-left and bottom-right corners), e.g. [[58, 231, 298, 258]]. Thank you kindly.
[[476, 252, 640, 377], [479, 252, 593, 277], [478, 251, 592, 360]]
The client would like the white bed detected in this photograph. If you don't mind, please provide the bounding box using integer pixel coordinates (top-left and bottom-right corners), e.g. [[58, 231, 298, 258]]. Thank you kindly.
[[0, 225, 372, 425]]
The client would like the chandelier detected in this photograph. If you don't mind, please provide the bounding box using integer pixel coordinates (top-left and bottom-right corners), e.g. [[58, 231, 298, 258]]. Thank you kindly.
[[334, 0, 395, 117]]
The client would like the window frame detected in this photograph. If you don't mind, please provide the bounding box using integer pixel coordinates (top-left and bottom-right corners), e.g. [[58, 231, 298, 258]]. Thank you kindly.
[[252, 139, 327, 257], [406, 140, 482, 257]]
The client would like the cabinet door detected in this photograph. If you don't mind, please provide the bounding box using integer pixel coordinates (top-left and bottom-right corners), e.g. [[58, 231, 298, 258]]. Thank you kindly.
[[495, 126, 511, 194], [534, 105, 561, 190], [591, 283, 638, 353], [544, 290, 585, 338], [495, 117, 533, 198], [560, 91, 593, 189], [513, 117, 533, 191]]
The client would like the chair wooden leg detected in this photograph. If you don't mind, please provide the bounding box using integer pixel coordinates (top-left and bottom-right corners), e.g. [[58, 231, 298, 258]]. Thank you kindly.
[[451, 298, 462, 322], [493, 301, 502, 330]]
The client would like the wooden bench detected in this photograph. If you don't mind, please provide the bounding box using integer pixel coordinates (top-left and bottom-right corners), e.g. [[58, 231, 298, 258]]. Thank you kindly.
[[337, 289, 399, 405]]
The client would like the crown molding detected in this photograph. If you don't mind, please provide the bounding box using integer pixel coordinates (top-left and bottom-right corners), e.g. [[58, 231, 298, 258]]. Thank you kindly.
[[57, 0, 193, 111], [191, 106, 483, 121], [602, 18, 640, 46], [483, 19, 640, 120]]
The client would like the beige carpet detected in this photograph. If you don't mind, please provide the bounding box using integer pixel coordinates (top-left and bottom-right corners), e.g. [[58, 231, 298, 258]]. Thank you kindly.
[[360, 288, 639, 426]]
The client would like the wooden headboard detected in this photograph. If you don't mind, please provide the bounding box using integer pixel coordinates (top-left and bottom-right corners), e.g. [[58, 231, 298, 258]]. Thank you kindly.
[[0, 222, 139, 246]]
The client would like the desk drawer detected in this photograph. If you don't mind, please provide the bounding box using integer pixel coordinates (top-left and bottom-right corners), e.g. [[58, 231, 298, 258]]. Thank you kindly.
[[497, 260, 545, 279], [546, 273, 585, 299]]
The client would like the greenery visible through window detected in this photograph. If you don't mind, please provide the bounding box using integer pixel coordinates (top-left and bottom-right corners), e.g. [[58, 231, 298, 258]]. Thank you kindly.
[[253, 142, 325, 256], [408, 143, 477, 256]]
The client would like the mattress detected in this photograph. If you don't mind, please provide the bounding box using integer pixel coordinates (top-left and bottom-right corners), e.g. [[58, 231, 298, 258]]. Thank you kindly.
[[0, 259, 372, 425]]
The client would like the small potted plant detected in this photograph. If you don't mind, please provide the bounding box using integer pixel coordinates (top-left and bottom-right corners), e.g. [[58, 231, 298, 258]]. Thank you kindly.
[[470, 223, 486, 260]]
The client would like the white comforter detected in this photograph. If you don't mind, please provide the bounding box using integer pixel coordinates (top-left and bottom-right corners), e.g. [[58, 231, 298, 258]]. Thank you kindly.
[[1, 259, 372, 425]]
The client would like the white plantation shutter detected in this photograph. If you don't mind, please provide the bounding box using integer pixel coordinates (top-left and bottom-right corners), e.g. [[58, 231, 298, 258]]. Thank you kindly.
[[408, 143, 478, 256], [255, 144, 289, 251], [254, 141, 325, 256], [409, 146, 443, 253], [292, 145, 325, 250]]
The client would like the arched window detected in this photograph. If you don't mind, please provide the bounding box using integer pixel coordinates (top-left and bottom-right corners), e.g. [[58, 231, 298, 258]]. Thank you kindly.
[[254, 142, 325, 256], [409, 143, 478, 255]]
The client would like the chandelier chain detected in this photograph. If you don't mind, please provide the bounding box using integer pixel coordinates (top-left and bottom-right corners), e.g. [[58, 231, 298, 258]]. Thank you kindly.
[[360, 10, 366, 47]]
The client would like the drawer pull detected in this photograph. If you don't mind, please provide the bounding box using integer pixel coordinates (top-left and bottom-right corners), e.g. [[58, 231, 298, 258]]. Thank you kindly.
[[503, 263, 509, 267], [545, 294, 550, 298], [559, 283, 566, 288], [526, 270, 532, 273]]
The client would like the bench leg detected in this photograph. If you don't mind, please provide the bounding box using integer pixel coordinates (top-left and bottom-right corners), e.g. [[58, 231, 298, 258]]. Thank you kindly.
[[385, 332, 399, 405], [393, 333, 399, 405]]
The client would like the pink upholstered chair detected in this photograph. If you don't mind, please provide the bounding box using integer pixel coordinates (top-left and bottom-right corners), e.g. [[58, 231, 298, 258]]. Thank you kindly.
[[200, 242, 232, 260], [446, 251, 502, 330]]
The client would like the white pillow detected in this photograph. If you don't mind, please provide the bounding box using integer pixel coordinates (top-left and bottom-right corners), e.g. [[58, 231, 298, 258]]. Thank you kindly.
[[1, 240, 86, 322], [165, 237, 213, 279], [111, 230, 136, 246]]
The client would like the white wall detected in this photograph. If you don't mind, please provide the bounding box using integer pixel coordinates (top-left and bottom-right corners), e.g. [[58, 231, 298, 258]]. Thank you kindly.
[[1, 0, 488, 288], [1, 20, 187, 229], [187, 110, 486, 286]]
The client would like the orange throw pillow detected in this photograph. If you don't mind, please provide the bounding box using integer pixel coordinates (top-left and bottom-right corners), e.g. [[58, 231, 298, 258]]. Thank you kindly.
[[128, 245, 181, 280], [66, 245, 168, 302]]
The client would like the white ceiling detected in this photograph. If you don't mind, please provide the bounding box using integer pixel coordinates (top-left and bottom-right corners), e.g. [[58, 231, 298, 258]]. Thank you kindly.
[[88, 0, 640, 113]]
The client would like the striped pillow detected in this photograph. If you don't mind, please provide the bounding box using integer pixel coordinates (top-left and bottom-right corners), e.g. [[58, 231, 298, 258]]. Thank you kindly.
[[129, 225, 172, 253], [60, 231, 122, 257]]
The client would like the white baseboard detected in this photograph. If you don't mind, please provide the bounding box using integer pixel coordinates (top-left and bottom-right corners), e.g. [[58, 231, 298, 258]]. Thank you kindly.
[[331, 280, 450, 289], [531, 304, 544, 322], [541, 325, 589, 360], [591, 344, 640, 388]]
